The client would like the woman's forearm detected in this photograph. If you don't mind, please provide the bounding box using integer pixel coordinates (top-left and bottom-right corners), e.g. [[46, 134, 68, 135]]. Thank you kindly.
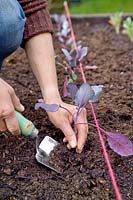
[[25, 32, 88, 152], [25, 33, 61, 103]]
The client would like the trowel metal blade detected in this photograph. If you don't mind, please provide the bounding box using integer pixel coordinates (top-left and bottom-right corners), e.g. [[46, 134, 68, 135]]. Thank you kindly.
[[35, 152, 60, 173], [35, 136, 60, 173]]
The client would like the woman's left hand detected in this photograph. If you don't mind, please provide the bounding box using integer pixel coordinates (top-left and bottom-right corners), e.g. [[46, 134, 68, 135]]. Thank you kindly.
[[46, 100, 88, 153]]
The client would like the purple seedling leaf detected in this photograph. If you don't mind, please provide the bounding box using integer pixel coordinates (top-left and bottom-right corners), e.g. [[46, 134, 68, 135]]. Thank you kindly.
[[60, 15, 67, 23], [38, 99, 44, 103], [106, 132, 133, 156], [76, 51, 81, 62], [62, 19, 69, 30], [61, 28, 70, 37], [77, 47, 88, 61], [75, 83, 94, 107], [62, 48, 72, 61], [90, 85, 103, 103], [35, 103, 59, 112], [70, 47, 75, 55], [67, 83, 78, 101], [54, 14, 67, 31], [76, 46, 82, 61], [77, 45, 82, 51], [70, 59, 77, 68], [77, 40, 82, 46], [53, 14, 59, 23]]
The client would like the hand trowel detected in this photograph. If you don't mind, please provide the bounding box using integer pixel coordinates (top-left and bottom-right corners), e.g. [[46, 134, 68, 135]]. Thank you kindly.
[[15, 111, 59, 173]]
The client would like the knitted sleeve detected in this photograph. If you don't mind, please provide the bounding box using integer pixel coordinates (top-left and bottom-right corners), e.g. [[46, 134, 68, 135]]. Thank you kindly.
[[18, 0, 53, 42]]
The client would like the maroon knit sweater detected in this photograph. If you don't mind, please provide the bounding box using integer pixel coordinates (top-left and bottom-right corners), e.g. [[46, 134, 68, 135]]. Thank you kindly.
[[18, 0, 53, 42]]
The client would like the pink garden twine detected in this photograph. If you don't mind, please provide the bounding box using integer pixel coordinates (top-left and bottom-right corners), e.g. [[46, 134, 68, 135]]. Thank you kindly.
[[64, 1, 122, 200]]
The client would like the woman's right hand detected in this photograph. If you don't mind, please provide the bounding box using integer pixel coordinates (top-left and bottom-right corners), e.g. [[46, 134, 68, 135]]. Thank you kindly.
[[0, 78, 24, 135]]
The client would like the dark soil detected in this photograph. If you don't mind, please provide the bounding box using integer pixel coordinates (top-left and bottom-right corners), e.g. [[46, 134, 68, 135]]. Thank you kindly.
[[0, 18, 133, 200]]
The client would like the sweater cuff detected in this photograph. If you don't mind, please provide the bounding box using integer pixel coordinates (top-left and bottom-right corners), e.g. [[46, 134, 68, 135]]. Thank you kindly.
[[22, 8, 54, 43]]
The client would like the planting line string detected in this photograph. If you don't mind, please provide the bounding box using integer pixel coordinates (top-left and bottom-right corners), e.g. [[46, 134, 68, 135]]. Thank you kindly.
[[89, 103, 122, 200], [64, 1, 122, 200], [63, 1, 86, 83]]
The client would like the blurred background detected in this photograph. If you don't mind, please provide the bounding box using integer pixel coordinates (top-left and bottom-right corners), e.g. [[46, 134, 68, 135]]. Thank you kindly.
[[48, 0, 133, 14]]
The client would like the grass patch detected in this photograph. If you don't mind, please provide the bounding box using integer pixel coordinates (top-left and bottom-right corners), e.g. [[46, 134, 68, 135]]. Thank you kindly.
[[70, 0, 133, 14]]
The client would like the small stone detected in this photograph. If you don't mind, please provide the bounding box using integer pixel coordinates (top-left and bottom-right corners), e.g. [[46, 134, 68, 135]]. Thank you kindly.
[[3, 168, 12, 175], [5, 150, 9, 154], [97, 177, 106, 184], [2, 152, 5, 158], [17, 169, 27, 177], [7, 160, 12, 164], [8, 196, 17, 200]]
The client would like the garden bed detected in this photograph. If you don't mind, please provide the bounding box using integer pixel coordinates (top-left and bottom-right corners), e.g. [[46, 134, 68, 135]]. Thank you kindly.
[[0, 18, 132, 200]]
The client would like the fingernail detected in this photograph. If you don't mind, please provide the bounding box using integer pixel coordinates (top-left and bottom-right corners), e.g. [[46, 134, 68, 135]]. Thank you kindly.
[[67, 143, 71, 150], [70, 141, 76, 148], [76, 148, 82, 153], [12, 131, 20, 136], [20, 104, 25, 111]]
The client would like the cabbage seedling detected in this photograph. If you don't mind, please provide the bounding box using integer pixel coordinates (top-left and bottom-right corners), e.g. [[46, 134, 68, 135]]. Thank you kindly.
[[53, 14, 72, 46], [57, 45, 88, 96], [123, 17, 133, 42], [108, 12, 123, 34], [62, 46, 88, 76], [35, 83, 133, 157], [35, 83, 102, 133]]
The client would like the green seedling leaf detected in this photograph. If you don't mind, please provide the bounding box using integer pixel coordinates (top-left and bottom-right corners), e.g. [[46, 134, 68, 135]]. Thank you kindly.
[[68, 78, 73, 83], [109, 12, 123, 34], [72, 71, 78, 81], [66, 37, 73, 45], [123, 17, 133, 42]]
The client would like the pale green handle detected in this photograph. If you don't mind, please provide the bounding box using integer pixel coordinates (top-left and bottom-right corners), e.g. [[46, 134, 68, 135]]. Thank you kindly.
[[15, 111, 35, 137]]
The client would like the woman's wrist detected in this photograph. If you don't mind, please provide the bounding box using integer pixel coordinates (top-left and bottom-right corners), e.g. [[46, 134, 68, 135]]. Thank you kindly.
[[44, 96, 62, 104], [42, 87, 62, 104]]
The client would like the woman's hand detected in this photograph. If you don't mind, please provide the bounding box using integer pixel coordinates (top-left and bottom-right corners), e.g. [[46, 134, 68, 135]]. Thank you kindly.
[[0, 78, 24, 135], [46, 99, 88, 153]]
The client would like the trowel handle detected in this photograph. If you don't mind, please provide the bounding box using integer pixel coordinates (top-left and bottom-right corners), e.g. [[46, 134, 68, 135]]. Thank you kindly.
[[15, 111, 38, 138]]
